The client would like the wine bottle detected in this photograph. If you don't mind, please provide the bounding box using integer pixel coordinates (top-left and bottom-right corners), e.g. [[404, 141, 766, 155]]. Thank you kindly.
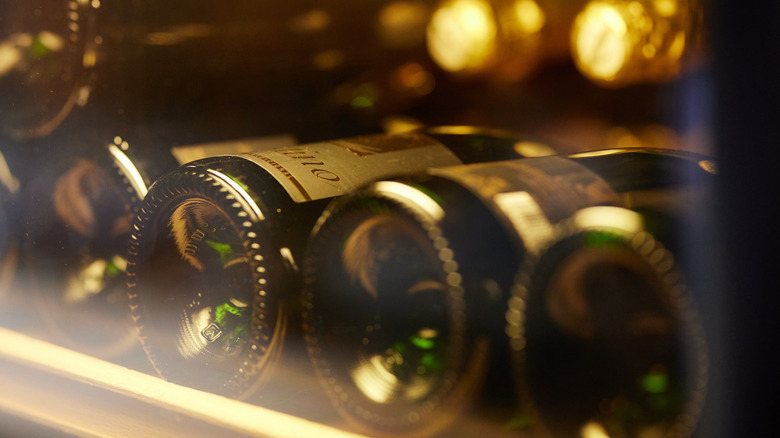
[[17, 127, 293, 358], [506, 205, 708, 438], [300, 148, 713, 436], [125, 127, 555, 398]]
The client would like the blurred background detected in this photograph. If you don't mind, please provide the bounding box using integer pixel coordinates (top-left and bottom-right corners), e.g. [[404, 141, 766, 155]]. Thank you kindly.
[[1, 0, 778, 436]]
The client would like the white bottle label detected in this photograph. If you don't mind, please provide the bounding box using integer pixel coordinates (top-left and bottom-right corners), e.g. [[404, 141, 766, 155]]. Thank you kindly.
[[236, 133, 462, 203]]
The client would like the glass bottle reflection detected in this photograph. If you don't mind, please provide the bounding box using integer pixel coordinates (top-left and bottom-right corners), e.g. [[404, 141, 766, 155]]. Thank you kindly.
[[17, 131, 180, 358], [0, 0, 97, 138], [18, 131, 291, 359]]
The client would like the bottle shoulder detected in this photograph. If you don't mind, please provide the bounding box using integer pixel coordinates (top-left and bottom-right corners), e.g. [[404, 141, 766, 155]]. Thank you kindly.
[[567, 147, 718, 192], [317, 172, 525, 276], [423, 126, 557, 163]]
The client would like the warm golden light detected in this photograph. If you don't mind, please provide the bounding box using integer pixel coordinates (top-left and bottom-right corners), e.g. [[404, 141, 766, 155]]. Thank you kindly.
[[653, 0, 677, 16], [0, 42, 21, 76], [0, 328, 369, 438], [143, 24, 215, 46], [573, 206, 644, 235], [0, 150, 19, 195], [426, 125, 482, 135], [374, 181, 445, 222], [378, 1, 430, 48], [289, 9, 331, 34], [698, 159, 717, 175], [381, 115, 425, 134], [572, 0, 691, 86], [572, 2, 630, 81], [511, 0, 546, 34], [426, 0, 498, 73], [0, 31, 66, 76], [513, 141, 556, 157], [581, 421, 611, 438], [493, 190, 554, 253], [390, 62, 436, 96], [82, 48, 96, 68], [426, 0, 561, 81], [312, 49, 345, 71], [205, 169, 264, 222], [108, 139, 148, 198]]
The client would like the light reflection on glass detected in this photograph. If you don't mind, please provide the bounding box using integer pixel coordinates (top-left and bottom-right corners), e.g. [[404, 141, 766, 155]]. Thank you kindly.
[[177, 297, 250, 360], [142, 24, 216, 46], [0, 31, 65, 76], [53, 159, 127, 237], [513, 141, 557, 157], [0, 150, 20, 196], [24, 155, 140, 358], [108, 137, 149, 198], [573, 206, 644, 236], [63, 255, 127, 304], [381, 115, 425, 134], [373, 181, 445, 222]]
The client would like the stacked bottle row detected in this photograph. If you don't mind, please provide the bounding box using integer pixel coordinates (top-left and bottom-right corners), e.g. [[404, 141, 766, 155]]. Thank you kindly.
[[1, 127, 712, 437]]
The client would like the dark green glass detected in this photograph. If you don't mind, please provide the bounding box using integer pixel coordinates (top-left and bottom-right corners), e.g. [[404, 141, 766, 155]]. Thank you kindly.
[[16, 129, 180, 358], [302, 149, 713, 437], [126, 129, 543, 398], [508, 208, 708, 438]]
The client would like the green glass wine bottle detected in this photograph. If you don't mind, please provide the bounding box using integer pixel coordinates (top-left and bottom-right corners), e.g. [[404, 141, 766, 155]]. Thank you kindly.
[[506, 204, 708, 438], [301, 148, 713, 437], [125, 127, 554, 398]]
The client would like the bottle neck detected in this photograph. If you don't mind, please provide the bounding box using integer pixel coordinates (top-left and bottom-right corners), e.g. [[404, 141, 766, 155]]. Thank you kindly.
[[423, 125, 559, 163], [567, 148, 716, 193]]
